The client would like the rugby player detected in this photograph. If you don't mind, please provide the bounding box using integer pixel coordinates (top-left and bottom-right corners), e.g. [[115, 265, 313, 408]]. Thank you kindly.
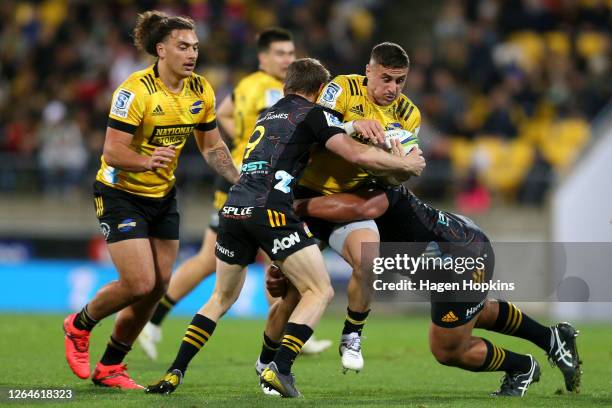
[[145, 58, 425, 397], [284, 186, 582, 397], [260, 41, 421, 374], [138, 27, 331, 360], [62, 11, 239, 388]]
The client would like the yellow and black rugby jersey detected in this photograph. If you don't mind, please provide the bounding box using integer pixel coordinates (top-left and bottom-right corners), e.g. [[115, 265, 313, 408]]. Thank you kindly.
[[300, 74, 421, 195], [96, 64, 217, 198], [231, 71, 284, 165]]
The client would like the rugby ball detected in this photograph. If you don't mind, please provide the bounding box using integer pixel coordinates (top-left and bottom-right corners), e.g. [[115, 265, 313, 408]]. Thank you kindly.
[[383, 128, 419, 155], [363, 129, 420, 184]]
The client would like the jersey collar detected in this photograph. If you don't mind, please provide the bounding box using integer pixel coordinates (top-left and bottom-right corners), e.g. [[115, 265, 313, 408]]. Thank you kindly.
[[150, 63, 189, 96]]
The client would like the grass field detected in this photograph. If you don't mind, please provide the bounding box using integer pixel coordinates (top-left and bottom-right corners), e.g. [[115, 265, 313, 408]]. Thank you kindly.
[[1, 313, 611, 407]]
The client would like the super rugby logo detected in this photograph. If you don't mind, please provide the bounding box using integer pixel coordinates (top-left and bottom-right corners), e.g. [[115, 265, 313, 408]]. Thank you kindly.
[[149, 124, 195, 146], [111, 89, 135, 119], [324, 111, 342, 127], [271, 232, 301, 255], [319, 82, 342, 108]]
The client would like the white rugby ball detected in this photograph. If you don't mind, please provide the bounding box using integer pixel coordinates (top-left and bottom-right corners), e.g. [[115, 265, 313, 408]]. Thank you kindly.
[[383, 129, 419, 154]]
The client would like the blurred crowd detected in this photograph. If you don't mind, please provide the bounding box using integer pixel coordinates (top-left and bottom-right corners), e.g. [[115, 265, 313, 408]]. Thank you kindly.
[[0, 0, 610, 209], [0, 0, 383, 198], [411, 0, 610, 209]]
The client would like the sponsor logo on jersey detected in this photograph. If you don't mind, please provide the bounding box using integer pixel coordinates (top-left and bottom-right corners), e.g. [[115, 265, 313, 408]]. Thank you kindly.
[[319, 82, 342, 108], [149, 124, 195, 146], [466, 298, 486, 319], [257, 111, 289, 123], [241, 160, 268, 173], [189, 100, 204, 114], [441, 310, 458, 323], [111, 89, 135, 118], [222, 206, 253, 219], [349, 104, 365, 116], [215, 242, 235, 258], [152, 105, 165, 116], [271, 231, 301, 254], [324, 111, 342, 128], [118, 218, 136, 232], [437, 212, 449, 227], [100, 223, 110, 240]]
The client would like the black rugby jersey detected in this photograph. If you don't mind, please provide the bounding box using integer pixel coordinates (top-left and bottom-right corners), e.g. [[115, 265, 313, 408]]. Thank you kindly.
[[378, 185, 488, 253], [225, 94, 344, 210]]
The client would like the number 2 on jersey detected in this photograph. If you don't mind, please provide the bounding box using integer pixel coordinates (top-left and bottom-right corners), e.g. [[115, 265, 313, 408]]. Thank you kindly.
[[274, 170, 294, 193], [243, 125, 265, 159]]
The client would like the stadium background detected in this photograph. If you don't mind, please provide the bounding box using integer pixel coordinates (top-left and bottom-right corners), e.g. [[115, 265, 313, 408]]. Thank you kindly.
[[0, 0, 612, 406], [0, 1, 611, 403]]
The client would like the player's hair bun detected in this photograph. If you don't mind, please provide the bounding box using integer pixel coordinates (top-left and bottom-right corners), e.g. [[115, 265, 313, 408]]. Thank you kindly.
[[133, 10, 194, 57]]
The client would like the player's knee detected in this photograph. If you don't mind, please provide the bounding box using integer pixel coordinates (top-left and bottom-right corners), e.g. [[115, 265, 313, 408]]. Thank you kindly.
[[320, 284, 335, 305], [123, 277, 156, 299], [304, 284, 334, 305], [150, 276, 171, 299], [350, 258, 363, 277], [212, 288, 239, 310], [431, 346, 462, 367]]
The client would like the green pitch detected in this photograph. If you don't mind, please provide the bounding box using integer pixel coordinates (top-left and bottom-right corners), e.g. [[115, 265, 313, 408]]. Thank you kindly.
[[1, 313, 611, 407]]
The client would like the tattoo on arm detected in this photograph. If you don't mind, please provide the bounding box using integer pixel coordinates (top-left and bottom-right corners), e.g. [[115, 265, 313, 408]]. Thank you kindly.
[[204, 144, 240, 184]]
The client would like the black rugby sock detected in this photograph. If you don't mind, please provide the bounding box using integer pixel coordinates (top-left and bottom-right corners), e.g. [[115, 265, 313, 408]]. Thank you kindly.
[[342, 308, 370, 336], [274, 323, 313, 375], [150, 294, 177, 326], [474, 338, 532, 374], [259, 333, 281, 365], [73, 305, 98, 331], [489, 300, 552, 352], [100, 336, 131, 366], [169, 314, 216, 374]]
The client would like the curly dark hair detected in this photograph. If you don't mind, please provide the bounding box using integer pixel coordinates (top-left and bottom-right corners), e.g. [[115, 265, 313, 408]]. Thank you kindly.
[[133, 10, 195, 57]]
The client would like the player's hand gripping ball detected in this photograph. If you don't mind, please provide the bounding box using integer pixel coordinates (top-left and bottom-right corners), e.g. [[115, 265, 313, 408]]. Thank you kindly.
[[364, 128, 420, 184], [382, 128, 419, 154]]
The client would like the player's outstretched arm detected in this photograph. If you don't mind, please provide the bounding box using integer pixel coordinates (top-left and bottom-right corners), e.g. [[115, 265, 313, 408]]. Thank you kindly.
[[195, 128, 240, 184], [294, 189, 389, 223], [103, 127, 176, 172], [325, 132, 426, 178], [216, 94, 235, 139]]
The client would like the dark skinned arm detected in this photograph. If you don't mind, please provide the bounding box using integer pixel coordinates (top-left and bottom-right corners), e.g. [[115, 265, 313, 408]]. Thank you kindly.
[[293, 189, 389, 223]]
